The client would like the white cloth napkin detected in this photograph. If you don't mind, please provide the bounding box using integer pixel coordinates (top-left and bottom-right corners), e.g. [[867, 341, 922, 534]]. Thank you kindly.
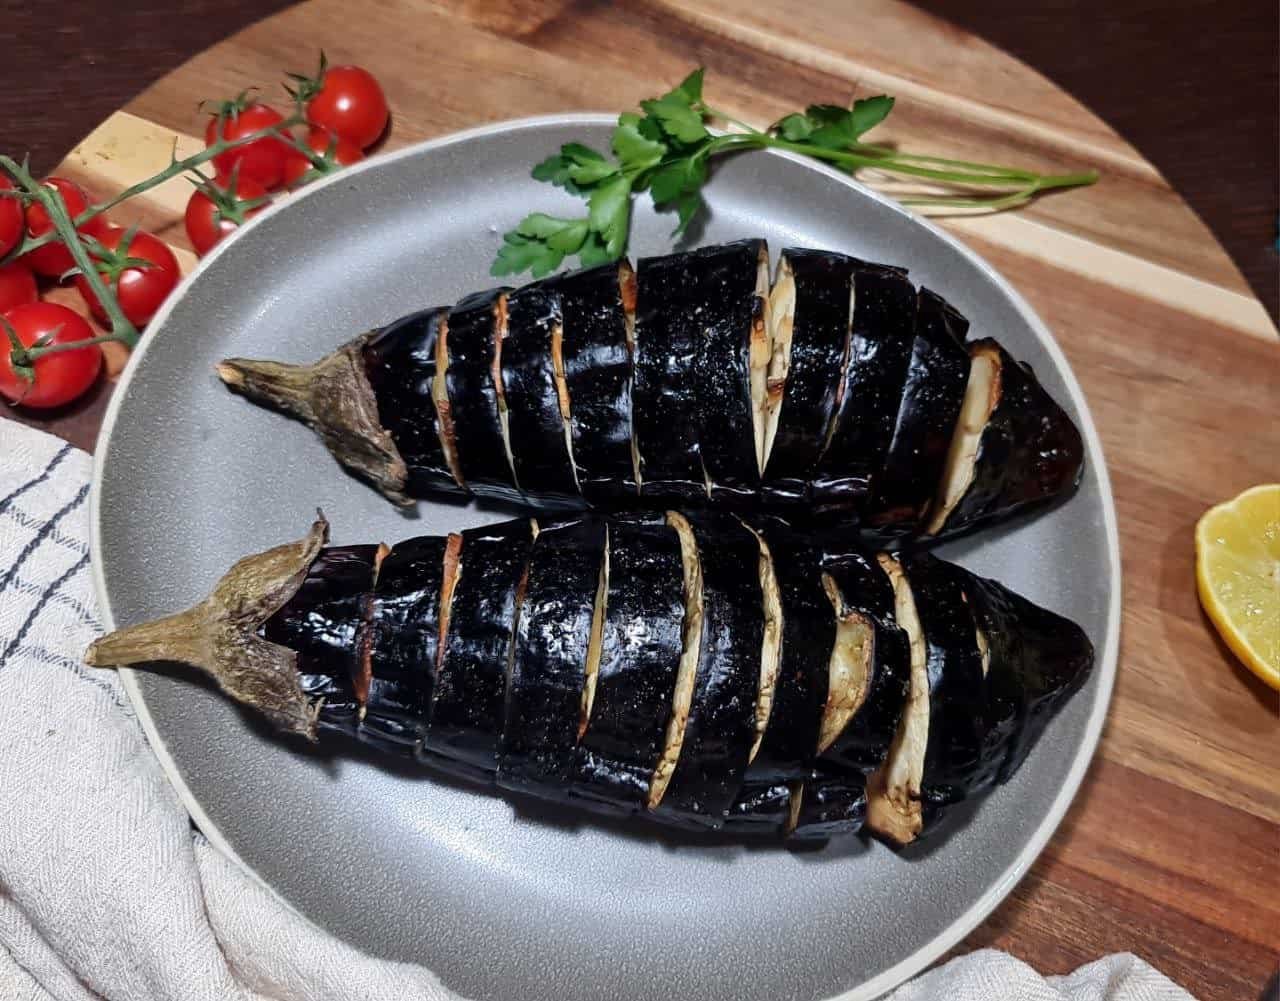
[[0, 418, 1197, 1001]]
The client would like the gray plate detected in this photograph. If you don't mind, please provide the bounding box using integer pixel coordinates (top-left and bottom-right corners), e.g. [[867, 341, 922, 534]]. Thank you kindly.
[[91, 115, 1120, 1001]]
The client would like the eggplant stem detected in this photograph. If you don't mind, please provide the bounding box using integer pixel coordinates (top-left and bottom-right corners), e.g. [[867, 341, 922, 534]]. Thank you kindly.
[[85, 515, 331, 740], [216, 335, 412, 506]]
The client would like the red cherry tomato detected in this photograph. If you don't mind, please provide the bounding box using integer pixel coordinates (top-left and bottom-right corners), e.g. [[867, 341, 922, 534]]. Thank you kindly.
[[305, 65, 389, 149], [0, 302, 101, 408], [0, 175, 23, 258], [74, 226, 181, 327], [0, 260, 38, 314], [204, 102, 291, 190], [22, 177, 109, 278], [281, 126, 366, 188], [184, 174, 269, 256]]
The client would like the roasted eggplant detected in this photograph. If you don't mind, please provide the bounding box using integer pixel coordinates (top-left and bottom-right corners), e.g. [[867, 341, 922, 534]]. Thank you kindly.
[[88, 512, 1094, 845], [218, 243, 1083, 539]]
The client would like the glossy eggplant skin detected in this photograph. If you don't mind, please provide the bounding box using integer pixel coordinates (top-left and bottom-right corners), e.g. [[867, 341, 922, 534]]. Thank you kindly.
[[362, 536, 448, 754], [819, 551, 911, 774], [446, 288, 522, 503], [426, 519, 535, 771], [659, 513, 763, 827], [812, 263, 917, 514], [498, 518, 606, 793], [724, 779, 794, 837], [747, 517, 833, 779], [500, 285, 580, 506], [790, 768, 867, 842], [873, 288, 971, 526], [688, 239, 766, 505], [261, 545, 377, 733], [764, 249, 858, 490], [362, 308, 467, 498], [553, 262, 637, 503], [937, 340, 1086, 539], [954, 562, 1094, 783], [899, 552, 992, 828], [572, 513, 684, 812]]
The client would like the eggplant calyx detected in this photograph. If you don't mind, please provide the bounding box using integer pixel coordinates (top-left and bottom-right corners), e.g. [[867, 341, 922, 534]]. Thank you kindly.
[[216, 335, 412, 506], [84, 515, 330, 741]]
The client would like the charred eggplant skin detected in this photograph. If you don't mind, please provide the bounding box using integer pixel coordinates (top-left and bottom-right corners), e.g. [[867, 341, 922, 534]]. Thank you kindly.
[[791, 769, 868, 842], [937, 340, 1086, 539], [690, 239, 766, 504], [746, 517, 833, 779], [501, 285, 580, 505], [553, 263, 638, 503], [362, 308, 467, 498], [498, 518, 605, 793], [572, 513, 684, 811], [811, 263, 917, 514], [764, 249, 859, 489], [446, 288, 523, 503], [660, 513, 763, 826], [873, 288, 971, 526], [819, 550, 910, 774], [954, 562, 1094, 783], [426, 519, 534, 771]]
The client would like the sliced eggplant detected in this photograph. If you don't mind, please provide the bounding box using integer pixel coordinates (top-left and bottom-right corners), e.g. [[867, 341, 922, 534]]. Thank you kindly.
[[817, 552, 910, 774], [746, 518, 834, 780], [871, 287, 971, 526], [865, 553, 928, 846], [812, 262, 917, 513], [362, 308, 468, 497], [723, 778, 794, 837], [762, 249, 859, 488], [741, 520, 784, 764], [788, 768, 868, 842], [926, 339, 1085, 537], [656, 512, 763, 826], [426, 519, 536, 771], [693, 239, 768, 504], [498, 518, 606, 793], [501, 284, 580, 506], [260, 544, 377, 734], [362, 535, 448, 753], [572, 514, 684, 812], [554, 261, 639, 503], [953, 561, 1094, 783], [446, 288, 523, 503]]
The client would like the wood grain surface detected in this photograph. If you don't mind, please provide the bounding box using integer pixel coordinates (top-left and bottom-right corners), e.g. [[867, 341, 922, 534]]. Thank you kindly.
[[1, 2, 1276, 998]]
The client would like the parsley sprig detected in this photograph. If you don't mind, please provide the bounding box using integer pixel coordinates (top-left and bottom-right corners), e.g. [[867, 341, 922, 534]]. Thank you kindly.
[[492, 68, 1097, 278]]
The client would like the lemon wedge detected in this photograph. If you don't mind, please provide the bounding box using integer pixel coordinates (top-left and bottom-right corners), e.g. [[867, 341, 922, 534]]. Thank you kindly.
[[1195, 484, 1280, 690]]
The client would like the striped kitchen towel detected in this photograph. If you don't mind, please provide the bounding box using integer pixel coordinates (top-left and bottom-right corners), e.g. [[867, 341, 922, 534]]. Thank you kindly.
[[0, 418, 1196, 1001]]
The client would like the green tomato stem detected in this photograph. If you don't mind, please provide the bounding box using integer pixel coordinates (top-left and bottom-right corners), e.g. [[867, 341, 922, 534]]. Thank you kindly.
[[19, 333, 126, 363]]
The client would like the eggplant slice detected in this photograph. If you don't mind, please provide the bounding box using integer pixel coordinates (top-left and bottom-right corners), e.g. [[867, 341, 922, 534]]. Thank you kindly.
[[426, 519, 536, 771], [763, 249, 860, 492], [572, 513, 684, 812], [498, 517, 606, 793], [871, 288, 971, 527], [788, 767, 868, 842], [811, 262, 917, 514], [362, 308, 468, 498], [554, 261, 639, 503], [926, 339, 1085, 538], [655, 512, 763, 827], [501, 284, 580, 506], [446, 288, 523, 503]]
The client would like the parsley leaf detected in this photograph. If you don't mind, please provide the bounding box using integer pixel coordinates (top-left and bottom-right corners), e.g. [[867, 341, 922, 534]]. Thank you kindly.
[[611, 119, 666, 177], [639, 95, 708, 145], [670, 67, 704, 105], [672, 191, 704, 236], [588, 175, 632, 258], [649, 155, 706, 206]]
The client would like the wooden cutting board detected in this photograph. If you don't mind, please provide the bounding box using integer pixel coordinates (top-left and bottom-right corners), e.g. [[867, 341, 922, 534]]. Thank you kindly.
[[6, 2, 1277, 997]]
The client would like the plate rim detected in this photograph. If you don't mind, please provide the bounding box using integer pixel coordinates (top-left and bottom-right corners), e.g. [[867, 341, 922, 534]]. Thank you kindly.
[[89, 111, 1122, 1001]]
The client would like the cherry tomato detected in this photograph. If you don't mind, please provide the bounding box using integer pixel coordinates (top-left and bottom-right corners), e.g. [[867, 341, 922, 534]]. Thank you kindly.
[[305, 65, 389, 149], [0, 175, 23, 258], [0, 302, 101, 408], [22, 177, 110, 278], [281, 126, 365, 188], [204, 102, 291, 190], [74, 226, 181, 327], [184, 174, 269, 256], [0, 260, 38, 314]]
